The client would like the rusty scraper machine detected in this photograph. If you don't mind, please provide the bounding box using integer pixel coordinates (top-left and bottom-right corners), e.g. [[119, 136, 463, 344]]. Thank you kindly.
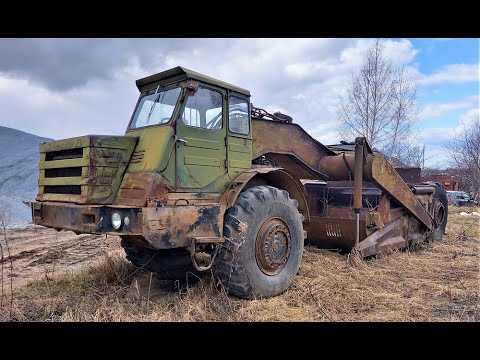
[[31, 67, 448, 299]]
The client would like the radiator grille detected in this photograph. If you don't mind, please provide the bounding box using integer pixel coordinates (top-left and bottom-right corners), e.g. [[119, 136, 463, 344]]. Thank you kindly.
[[44, 185, 81, 195], [45, 167, 82, 178], [45, 148, 83, 161]]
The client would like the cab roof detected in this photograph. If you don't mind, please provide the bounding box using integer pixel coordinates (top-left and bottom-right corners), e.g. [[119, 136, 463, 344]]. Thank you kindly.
[[136, 66, 250, 96]]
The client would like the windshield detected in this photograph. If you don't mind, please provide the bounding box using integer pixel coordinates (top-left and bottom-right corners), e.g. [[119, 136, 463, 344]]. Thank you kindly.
[[130, 87, 182, 129]]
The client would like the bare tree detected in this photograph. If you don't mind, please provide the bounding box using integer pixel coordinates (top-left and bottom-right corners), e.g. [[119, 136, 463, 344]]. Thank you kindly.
[[383, 65, 419, 161], [338, 39, 419, 166], [447, 117, 480, 200], [389, 143, 425, 168]]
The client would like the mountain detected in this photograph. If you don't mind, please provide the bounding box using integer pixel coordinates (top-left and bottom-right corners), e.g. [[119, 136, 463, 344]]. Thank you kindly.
[[0, 126, 52, 226]]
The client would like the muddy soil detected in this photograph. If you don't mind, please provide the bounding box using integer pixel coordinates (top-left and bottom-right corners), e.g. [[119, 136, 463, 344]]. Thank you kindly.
[[0, 226, 121, 288]]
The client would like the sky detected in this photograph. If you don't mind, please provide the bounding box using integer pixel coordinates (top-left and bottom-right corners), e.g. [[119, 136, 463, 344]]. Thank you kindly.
[[0, 38, 478, 168]]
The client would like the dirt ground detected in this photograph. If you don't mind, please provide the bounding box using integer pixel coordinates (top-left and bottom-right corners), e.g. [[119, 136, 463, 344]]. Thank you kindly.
[[0, 206, 478, 322], [0, 226, 121, 288]]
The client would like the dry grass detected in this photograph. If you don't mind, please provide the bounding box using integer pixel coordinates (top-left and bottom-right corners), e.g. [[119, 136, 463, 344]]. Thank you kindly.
[[1, 206, 478, 322]]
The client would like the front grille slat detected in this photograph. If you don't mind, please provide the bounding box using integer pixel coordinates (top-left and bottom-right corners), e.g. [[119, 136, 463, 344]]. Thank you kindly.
[[45, 148, 83, 161], [45, 167, 82, 178], [43, 148, 84, 195], [44, 185, 81, 195], [38, 135, 137, 203]]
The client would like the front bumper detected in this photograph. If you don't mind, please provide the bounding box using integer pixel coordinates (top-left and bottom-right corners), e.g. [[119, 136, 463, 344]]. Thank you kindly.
[[31, 201, 143, 235], [31, 201, 226, 250]]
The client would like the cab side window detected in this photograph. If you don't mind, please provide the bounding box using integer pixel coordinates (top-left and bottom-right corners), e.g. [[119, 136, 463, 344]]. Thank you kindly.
[[228, 96, 250, 135], [182, 87, 223, 130]]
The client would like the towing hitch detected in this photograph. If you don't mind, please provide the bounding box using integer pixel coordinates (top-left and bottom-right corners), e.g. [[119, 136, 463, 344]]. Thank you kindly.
[[190, 237, 224, 271]]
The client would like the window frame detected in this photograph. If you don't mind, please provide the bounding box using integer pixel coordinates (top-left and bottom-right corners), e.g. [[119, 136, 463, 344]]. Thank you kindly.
[[180, 85, 225, 132], [126, 82, 183, 132], [228, 93, 251, 136]]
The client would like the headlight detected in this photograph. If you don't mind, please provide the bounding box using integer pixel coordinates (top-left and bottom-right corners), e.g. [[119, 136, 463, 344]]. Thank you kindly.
[[111, 212, 122, 230]]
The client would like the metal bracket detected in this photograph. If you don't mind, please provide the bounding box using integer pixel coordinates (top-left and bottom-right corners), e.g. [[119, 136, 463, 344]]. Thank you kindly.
[[190, 237, 223, 271]]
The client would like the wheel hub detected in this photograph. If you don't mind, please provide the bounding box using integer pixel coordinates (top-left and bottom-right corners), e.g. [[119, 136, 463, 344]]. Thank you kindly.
[[256, 218, 291, 275], [433, 200, 446, 227]]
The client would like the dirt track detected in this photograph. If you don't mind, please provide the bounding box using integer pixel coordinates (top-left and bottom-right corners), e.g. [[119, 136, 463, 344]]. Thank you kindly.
[[1, 227, 121, 288]]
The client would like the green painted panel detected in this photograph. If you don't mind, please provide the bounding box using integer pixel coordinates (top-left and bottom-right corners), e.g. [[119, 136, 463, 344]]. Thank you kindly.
[[40, 137, 89, 152], [184, 137, 222, 150], [41, 158, 89, 169], [39, 135, 136, 152], [175, 86, 227, 190], [178, 164, 223, 188], [39, 177, 84, 186], [228, 142, 252, 154], [37, 135, 137, 204], [124, 126, 175, 172], [185, 156, 220, 167], [227, 135, 252, 176], [229, 159, 251, 169]]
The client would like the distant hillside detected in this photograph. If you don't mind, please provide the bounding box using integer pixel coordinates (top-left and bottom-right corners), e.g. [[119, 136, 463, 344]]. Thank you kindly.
[[0, 126, 52, 226]]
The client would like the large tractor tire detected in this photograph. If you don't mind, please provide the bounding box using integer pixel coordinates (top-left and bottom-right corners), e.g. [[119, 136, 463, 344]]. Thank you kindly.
[[120, 239, 201, 281], [213, 186, 304, 299], [426, 182, 448, 241]]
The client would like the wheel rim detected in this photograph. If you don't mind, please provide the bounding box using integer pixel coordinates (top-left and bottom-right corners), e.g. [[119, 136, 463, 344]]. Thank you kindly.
[[255, 218, 291, 275], [433, 200, 446, 227]]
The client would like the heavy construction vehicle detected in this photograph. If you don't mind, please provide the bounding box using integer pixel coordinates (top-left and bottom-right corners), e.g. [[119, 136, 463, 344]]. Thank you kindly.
[[31, 67, 448, 299]]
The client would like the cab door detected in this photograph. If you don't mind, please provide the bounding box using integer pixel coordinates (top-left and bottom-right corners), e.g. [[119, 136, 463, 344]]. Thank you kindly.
[[226, 93, 252, 177], [175, 84, 227, 191]]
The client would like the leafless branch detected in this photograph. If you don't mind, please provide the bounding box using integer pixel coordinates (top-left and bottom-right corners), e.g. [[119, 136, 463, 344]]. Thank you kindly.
[[338, 39, 420, 167], [447, 117, 480, 199]]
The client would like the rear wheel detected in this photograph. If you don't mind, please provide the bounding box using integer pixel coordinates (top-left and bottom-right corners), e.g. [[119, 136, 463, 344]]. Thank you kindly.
[[427, 182, 448, 241], [213, 185, 305, 299]]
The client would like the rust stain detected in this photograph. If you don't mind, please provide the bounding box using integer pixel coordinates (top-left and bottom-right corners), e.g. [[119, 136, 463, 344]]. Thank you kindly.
[[142, 205, 226, 249]]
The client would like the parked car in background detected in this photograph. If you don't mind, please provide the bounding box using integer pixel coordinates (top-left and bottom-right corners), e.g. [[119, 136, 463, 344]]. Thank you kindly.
[[446, 191, 473, 206]]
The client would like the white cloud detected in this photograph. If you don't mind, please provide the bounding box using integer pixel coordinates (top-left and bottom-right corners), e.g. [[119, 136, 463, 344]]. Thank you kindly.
[[5, 38, 407, 141], [418, 106, 480, 167], [420, 95, 478, 119], [458, 107, 480, 127], [416, 128, 453, 167], [0, 68, 139, 139], [420, 63, 479, 86], [0, 37, 475, 171], [418, 127, 452, 146]]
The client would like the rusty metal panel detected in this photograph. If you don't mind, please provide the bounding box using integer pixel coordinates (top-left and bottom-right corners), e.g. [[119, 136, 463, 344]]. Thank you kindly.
[[165, 192, 221, 206], [357, 216, 408, 257], [143, 204, 226, 249], [395, 167, 421, 184], [219, 167, 310, 223], [318, 154, 373, 181], [371, 156, 433, 230], [32, 201, 143, 235], [304, 217, 365, 250], [39, 135, 135, 152], [252, 119, 333, 179], [219, 168, 277, 207], [115, 171, 169, 207]]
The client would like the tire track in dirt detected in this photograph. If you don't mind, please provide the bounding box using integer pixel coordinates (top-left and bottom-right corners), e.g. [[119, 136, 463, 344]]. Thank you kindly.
[[1, 226, 121, 288]]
